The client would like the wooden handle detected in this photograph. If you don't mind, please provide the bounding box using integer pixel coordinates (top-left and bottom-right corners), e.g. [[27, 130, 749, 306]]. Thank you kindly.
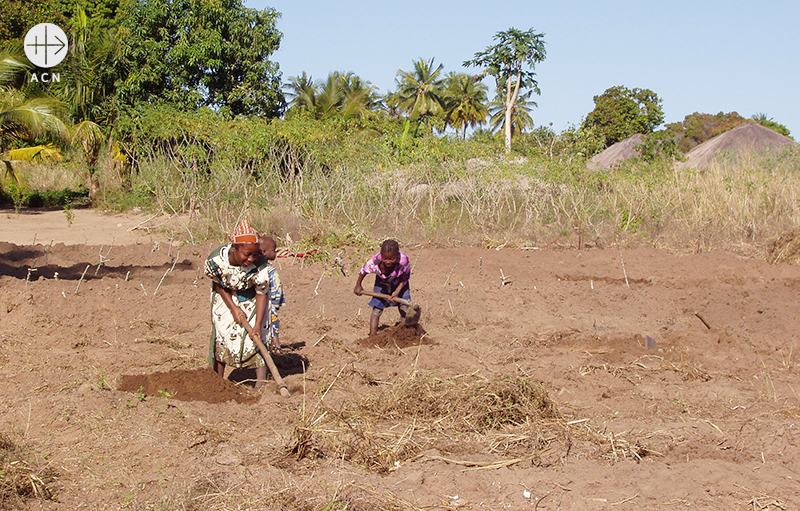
[[240, 317, 291, 398], [359, 290, 411, 306]]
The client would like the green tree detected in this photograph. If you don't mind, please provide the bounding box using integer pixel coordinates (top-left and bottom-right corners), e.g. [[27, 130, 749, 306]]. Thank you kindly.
[[382, 90, 402, 119], [71, 119, 103, 197], [313, 73, 345, 120], [284, 72, 317, 116], [337, 72, 380, 120], [52, 0, 125, 32], [444, 72, 488, 140], [48, 7, 123, 124], [0, 0, 69, 43], [286, 71, 379, 120], [395, 58, 446, 130], [464, 27, 546, 152], [582, 85, 664, 147], [45, 7, 126, 199], [117, 0, 284, 118]]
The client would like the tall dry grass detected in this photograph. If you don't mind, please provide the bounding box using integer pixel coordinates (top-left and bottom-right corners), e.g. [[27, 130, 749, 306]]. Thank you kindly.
[[18, 143, 800, 255]]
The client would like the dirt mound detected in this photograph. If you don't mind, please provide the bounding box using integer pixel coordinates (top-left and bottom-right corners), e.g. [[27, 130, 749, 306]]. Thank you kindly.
[[587, 133, 645, 169], [679, 122, 798, 169], [356, 323, 430, 348], [118, 367, 258, 404]]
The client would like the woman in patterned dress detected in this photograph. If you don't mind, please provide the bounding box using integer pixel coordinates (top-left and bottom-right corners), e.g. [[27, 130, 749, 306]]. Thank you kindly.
[[204, 220, 270, 388]]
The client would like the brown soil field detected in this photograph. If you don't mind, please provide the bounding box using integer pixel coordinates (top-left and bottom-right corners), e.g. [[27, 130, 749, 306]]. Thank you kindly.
[[1, 210, 799, 510]]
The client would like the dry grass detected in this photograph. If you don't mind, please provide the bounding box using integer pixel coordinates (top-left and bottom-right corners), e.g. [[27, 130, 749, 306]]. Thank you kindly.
[[0, 433, 57, 508], [289, 371, 574, 473], [18, 143, 800, 256], [285, 369, 673, 474], [135, 473, 420, 511], [123, 145, 800, 254], [766, 227, 800, 264]]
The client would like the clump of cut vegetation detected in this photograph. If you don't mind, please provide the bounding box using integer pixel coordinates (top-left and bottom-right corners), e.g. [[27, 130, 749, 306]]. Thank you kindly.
[[288, 370, 661, 473], [766, 227, 800, 265], [290, 371, 566, 473], [0, 433, 57, 507]]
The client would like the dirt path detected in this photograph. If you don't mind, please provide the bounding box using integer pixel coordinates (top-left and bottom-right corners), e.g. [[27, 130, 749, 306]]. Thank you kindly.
[[0, 207, 181, 245], [1, 210, 798, 510]]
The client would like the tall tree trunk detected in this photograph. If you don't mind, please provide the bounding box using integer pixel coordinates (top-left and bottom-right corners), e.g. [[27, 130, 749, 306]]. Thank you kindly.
[[504, 80, 513, 153], [503, 70, 523, 153], [87, 146, 100, 199], [88, 165, 100, 198]]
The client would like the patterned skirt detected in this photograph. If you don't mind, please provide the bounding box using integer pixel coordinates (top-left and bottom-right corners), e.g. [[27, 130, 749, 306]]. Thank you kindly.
[[208, 289, 265, 369]]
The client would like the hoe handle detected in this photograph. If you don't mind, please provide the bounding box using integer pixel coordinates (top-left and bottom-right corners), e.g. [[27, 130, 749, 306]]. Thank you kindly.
[[239, 316, 291, 398], [359, 290, 411, 306]]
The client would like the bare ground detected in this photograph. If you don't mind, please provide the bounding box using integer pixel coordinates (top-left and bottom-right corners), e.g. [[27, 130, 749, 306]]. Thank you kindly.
[[1, 210, 799, 510]]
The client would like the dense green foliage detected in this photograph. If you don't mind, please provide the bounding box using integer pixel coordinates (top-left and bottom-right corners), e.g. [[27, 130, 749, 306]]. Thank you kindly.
[[116, 0, 284, 117], [0, 0, 69, 42], [1, 46, 70, 191], [582, 86, 664, 148], [445, 73, 489, 140], [394, 58, 447, 126], [284, 71, 380, 121]]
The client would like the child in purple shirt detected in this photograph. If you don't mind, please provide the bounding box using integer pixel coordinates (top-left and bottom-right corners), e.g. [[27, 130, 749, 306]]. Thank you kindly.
[[353, 239, 411, 336]]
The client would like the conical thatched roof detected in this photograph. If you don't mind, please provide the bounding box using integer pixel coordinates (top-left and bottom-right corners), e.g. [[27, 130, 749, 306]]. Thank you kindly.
[[679, 122, 798, 170], [587, 134, 646, 170]]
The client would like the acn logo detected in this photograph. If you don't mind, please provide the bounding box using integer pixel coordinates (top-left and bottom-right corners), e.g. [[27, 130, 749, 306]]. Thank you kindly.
[[24, 23, 68, 68]]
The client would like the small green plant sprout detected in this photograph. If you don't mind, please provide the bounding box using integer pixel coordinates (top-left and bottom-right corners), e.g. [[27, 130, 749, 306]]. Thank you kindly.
[[97, 373, 108, 390], [63, 200, 74, 227], [157, 389, 172, 398], [672, 391, 687, 412], [136, 386, 146, 402]]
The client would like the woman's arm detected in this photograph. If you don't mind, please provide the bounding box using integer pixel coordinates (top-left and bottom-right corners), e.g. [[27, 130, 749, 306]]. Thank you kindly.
[[254, 293, 267, 343]]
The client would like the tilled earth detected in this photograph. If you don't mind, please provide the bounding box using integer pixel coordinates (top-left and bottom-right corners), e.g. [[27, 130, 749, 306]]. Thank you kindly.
[[1, 216, 800, 510]]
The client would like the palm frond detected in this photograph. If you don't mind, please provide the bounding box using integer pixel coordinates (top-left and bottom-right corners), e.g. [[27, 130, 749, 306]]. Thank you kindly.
[[7, 143, 63, 162], [0, 46, 31, 87], [0, 98, 70, 143]]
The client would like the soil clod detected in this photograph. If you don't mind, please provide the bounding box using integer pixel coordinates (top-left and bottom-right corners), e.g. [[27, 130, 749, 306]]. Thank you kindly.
[[118, 367, 258, 404]]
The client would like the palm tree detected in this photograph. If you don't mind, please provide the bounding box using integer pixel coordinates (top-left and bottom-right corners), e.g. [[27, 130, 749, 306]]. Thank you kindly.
[[287, 71, 380, 121], [488, 90, 536, 140], [338, 72, 380, 120], [284, 72, 317, 115], [315, 72, 347, 120], [395, 58, 446, 128], [1, 47, 69, 185], [382, 91, 403, 119], [72, 120, 104, 197], [444, 73, 489, 140], [50, 7, 124, 198]]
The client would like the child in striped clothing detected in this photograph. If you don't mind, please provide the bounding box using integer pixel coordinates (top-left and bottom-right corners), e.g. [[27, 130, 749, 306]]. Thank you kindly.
[[259, 236, 285, 350]]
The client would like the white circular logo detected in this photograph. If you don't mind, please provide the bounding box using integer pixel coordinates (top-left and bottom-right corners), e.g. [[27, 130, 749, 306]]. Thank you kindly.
[[24, 23, 68, 68]]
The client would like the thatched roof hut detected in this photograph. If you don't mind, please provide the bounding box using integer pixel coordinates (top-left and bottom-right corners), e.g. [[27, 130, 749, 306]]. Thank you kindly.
[[679, 122, 798, 170], [587, 134, 646, 170]]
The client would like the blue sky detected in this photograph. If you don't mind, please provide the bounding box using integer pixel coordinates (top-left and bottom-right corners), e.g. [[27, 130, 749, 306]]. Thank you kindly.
[[246, 0, 800, 135]]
